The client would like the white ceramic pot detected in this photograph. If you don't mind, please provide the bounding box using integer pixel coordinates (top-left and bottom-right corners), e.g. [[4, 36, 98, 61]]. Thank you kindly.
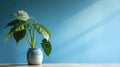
[[27, 48, 43, 65]]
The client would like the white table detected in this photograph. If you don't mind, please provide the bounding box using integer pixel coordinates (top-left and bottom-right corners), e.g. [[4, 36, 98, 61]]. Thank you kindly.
[[0, 64, 120, 67]]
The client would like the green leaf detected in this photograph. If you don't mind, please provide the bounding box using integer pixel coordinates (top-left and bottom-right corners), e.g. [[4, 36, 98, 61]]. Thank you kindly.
[[13, 29, 26, 43], [5, 21, 31, 42], [10, 22, 31, 32], [5, 19, 31, 28], [33, 23, 51, 40], [5, 32, 13, 41], [41, 39, 52, 56], [5, 20, 20, 28]]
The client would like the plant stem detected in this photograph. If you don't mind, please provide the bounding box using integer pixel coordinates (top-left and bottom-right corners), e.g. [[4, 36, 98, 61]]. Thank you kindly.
[[25, 17, 37, 48], [30, 27, 34, 48], [32, 27, 36, 48], [25, 35, 32, 48], [29, 27, 33, 40]]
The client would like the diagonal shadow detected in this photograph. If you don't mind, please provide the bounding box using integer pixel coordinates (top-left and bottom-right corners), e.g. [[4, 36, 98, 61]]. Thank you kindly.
[[55, 9, 120, 55]]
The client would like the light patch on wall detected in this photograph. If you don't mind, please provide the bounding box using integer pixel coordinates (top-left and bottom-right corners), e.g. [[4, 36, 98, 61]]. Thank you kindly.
[[56, 0, 120, 45], [51, 0, 120, 63]]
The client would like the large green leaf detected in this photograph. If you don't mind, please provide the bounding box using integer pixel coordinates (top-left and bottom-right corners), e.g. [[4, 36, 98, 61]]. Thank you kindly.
[[33, 23, 51, 40], [41, 39, 52, 56], [5, 24, 26, 41], [5, 21, 31, 41], [10, 22, 31, 32], [5, 19, 20, 28], [13, 29, 26, 43], [5, 19, 26, 28], [5, 19, 31, 28]]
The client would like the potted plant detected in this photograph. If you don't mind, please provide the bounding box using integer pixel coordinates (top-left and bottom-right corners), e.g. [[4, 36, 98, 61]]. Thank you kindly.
[[5, 10, 52, 65]]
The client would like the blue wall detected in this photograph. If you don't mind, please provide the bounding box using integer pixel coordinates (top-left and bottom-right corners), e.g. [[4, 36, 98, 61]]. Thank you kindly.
[[0, 0, 120, 63]]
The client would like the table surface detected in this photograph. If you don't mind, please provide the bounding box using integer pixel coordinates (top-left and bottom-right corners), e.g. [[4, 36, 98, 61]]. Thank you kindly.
[[0, 64, 120, 67]]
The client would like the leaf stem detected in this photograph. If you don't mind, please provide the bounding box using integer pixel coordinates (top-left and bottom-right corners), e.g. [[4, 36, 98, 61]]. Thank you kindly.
[[25, 35, 32, 48]]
